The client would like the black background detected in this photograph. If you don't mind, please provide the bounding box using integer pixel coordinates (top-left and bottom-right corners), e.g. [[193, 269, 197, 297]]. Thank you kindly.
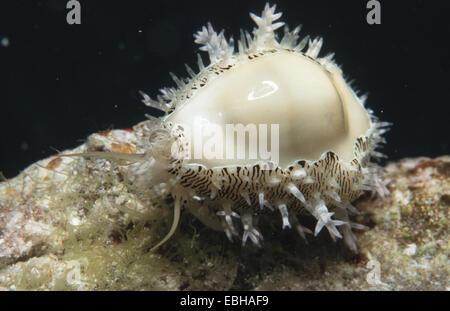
[[1, 0, 449, 178]]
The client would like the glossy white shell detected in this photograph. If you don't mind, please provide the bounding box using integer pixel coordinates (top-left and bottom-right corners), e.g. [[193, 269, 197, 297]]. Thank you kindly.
[[167, 51, 371, 167]]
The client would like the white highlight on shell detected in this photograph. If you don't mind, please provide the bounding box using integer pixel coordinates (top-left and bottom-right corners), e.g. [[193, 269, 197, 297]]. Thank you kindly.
[[248, 80, 279, 101]]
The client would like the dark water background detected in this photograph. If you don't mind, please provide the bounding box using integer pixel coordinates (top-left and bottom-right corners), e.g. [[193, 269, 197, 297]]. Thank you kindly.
[[1, 0, 449, 178]]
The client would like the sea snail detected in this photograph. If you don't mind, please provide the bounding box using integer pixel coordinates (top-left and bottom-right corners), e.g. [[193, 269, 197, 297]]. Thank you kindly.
[[71, 3, 390, 253]]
